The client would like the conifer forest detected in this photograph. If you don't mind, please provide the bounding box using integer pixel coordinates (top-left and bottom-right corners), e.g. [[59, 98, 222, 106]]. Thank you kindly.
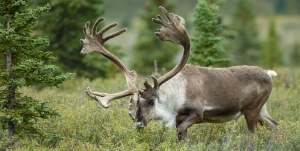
[[1, 0, 300, 150]]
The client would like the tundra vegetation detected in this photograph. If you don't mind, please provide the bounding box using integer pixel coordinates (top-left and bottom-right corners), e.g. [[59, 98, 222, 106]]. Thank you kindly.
[[1, 75, 299, 150], [1, 0, 300, 150]]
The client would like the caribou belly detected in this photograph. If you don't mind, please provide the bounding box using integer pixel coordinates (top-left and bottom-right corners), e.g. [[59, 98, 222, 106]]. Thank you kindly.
[[202, 107, 243, 123]]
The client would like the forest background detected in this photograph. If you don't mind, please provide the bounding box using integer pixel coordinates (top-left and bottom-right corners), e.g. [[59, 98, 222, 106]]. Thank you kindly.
[[1, 0, 300, 150], [6, 0, 300, 82]]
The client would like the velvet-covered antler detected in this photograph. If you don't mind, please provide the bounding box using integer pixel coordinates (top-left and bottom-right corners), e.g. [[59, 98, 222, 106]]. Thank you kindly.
[[80, 18, 139, 119], [140, 6, 191, 99]]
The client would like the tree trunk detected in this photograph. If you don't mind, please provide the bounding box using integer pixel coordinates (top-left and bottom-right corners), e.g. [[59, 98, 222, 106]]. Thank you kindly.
[[6, 14, 16, 146]]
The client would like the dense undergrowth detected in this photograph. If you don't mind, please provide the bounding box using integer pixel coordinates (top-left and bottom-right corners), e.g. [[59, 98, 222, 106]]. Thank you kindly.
[[1, 72, 300, 150]]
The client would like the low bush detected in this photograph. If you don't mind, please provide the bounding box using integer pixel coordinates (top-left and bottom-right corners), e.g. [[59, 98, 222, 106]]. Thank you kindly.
[[1, 74, 299, 150]]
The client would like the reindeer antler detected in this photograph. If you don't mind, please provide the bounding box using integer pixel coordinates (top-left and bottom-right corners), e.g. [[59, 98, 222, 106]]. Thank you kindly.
[[80, 18, 139, 119], [140, 6, 191, 99], [138, 76, 159, 98], [81, 7, 191, 118]]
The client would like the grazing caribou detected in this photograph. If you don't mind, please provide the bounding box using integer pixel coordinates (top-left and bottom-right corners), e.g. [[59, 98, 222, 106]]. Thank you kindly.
[[80, 6, 278, 140]]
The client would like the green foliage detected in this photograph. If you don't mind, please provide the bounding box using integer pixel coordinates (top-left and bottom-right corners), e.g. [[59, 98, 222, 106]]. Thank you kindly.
[[274, 0, 300, 15], [206, 0, 225, 5], [230, 0, 261, 66], [131, 0, 180, 75], [290, 42, 300, 66], [3, 75, 300, 150], [261, 17, 282, 69], [34, 0, 122, 78], [188, 0, 229, 67], [0, 97, 60, 137], [0, 0, 73, 144]]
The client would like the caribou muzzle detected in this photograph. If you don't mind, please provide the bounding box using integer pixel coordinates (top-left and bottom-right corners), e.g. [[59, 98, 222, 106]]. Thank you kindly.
[[134, 122, 145, 129]]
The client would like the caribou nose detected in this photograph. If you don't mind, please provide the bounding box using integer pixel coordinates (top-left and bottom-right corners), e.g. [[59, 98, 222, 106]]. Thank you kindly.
[[80, 50, 86, 55], [134, 122, 144, 129]]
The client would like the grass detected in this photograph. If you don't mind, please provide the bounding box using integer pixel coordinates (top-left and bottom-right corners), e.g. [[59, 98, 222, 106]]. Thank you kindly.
[[1, 73, 300, 150]]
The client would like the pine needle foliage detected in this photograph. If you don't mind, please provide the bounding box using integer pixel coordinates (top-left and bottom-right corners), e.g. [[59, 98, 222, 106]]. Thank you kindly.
[[34, 0, 122, 78], [188, 0, 229, 67], [261, 17, 282, 69], [231, 0, 260, 66], [0, 0, 73, 146]]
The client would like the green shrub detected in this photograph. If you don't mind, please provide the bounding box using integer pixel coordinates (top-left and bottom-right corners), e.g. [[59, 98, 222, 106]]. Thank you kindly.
[[4, 74, 300, 150]]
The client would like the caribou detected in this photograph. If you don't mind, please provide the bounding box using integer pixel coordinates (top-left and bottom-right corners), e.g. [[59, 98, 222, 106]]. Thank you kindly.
[[80, 6, 278, 140]]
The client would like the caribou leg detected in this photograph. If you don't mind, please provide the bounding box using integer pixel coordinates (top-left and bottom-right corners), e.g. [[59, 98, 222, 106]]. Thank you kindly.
[[243, 91, 272, 133], [243, 108, 262, 133], [258, 104, 279, 129], [176, 112, 203, 140]]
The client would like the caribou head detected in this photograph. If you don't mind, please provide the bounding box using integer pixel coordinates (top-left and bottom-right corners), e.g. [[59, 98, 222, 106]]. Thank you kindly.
[[80, 6, 278, 140]]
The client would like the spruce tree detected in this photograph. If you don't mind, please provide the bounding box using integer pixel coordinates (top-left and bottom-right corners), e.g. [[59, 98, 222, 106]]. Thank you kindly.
[[290, 42, 300, 66], [131, 0, 179, 75], [261, 17, 282, 69], [231, 0, 260, 66], [0, 0, 73, 146], [35, 0, 121, 78], [188, 0, 229, 67]]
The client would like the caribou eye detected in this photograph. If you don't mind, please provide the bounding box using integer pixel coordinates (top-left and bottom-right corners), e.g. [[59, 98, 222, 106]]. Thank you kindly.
[[149, 99, 154, 107]]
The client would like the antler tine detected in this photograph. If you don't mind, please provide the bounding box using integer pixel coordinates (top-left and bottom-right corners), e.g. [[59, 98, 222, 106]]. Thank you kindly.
[[85, 90, 98, 100], [86, 88, 136, 108], [103, 28, 127, 43], [92, 17, 104, 36], [98, 22, 118, 37], [153, 14, 168, 26], [138, 89, 148, 99], [169, 13, 179, 25], [153, 6, 181, 27], [176, 15, 185, 26], [139, 76, 159, 99], [151, 75, 159, 90], [143, 78, 152, 90], [87, 87, 106, 97], [159, 6, 173, 24], [83, 21, 92, 40]]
